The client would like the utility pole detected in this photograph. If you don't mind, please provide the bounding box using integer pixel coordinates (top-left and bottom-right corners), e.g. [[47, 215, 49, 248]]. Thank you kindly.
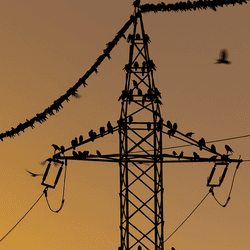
[[118, 4, 164, 250]]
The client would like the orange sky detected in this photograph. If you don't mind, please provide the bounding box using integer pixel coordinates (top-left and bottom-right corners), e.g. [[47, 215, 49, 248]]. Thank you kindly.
[[0, 1, 250, 249]]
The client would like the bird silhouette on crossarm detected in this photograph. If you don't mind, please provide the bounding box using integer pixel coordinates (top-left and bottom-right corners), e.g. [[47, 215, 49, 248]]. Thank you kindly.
[[215, 49, 231, 64]]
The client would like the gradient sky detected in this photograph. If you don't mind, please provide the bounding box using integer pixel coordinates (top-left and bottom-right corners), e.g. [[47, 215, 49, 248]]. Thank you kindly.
[[0, 1, 250, 249]]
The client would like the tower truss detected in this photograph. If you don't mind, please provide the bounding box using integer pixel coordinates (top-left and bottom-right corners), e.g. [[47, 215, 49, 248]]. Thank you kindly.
[[118, 7, 164, 250]]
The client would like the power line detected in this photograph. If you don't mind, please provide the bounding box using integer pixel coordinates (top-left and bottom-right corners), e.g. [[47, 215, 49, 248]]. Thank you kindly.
[[0, 189, 46, 242], [164, 191, 211, 243]]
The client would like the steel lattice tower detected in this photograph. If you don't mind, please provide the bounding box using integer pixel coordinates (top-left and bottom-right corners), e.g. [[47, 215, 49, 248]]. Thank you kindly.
[[118, 6, 164, 250]]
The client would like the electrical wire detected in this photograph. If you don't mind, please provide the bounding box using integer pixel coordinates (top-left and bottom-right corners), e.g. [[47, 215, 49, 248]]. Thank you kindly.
[[164, 191, 211, 243], [0, 189, 46, 243], [210, 161, 241, 207], [45, 162, 68, 213]]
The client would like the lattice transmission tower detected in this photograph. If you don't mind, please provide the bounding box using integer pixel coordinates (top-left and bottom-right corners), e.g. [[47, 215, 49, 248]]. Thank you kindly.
[[118, 5, 164, 250]]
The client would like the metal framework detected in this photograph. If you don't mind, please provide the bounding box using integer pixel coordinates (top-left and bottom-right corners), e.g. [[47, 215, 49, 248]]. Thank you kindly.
[[118, 7, 164, 250]]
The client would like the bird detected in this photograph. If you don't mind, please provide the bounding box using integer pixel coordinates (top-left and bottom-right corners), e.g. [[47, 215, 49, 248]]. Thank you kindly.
[[134, 61, 139, 71], [198, 137, 206, 150], [178, 151, 184, 160], [171, 247, 176, 250], [25, 169, 43, 177], [71, 137, 78, 150], [166, 120, 172, 129], [133, 80, 138, 88], [225, 144, 234, 154], [72, 151, 79, 158], [99, 126, 105, 136], [60, 145, 65, 154], [185, 132, 194, 137], [129, 116, 133, 125], [147, 122, 151, 131], [137, 88, 142, 96], [52, 144, 60, 153], [96, 150, 102, 157], [215, 49, 231, 64], [193, 152, 200, 160], [209, 155, 218, 162], [173, 151, 177, 156], [107, 121, 113, 134], [210, 144, 217, 154], [172, 122, 178, 131]]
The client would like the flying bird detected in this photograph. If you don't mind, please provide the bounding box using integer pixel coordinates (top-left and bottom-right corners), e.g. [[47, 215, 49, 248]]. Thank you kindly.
[[25, 169, 43, 177], [185, 132, 194, 137], [215, 49, 231, 64], [225, 144, 234, 154]]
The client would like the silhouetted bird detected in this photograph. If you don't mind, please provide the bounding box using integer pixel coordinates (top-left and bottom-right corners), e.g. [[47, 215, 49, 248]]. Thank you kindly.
[[71, 137, 78, 150], [155, 98, 162, 105], [193, 152, 200, 160], [172, 123, 178, 131], [166, 120, 172, 129], [107, 121, 113, 134], [25, 169, 43, 177], [129, 116, 133, 125], [215, 49, 231, 64], [89, 129, 96, 141], [209, 155, 218, 162], [221, 154, 230, 161], [154, 88, 162, 98], [185, 132, 194, 137], [52, 144, 60, 153], [134, 62, 139, 71], [142, 61, 146, 76], [96, 150, 101, 157], [147, 122, 151, 131], [99, 127, 105, 137], [133, 80, 138, 88], [178, 151, 183, 160], [210, 144, 216, 154], [133, 0, 140, 8], [72, 151, 78, 158], [136, 33, 141, 40], [127, 34, 133, 43], [198, 137, 206, 150], [79, 135, 83, 144], [60, 145, 65, 154], [137, 245, 142, 250], [137, 88, 142, 96], [225, 144, 233, 154], [171, 247, 176, 250], [173, 151, 177, 156]]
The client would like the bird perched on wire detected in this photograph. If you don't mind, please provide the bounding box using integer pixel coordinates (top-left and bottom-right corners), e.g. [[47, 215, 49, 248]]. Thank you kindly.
[[96, 150, 102, 157], [210, 144, 217, 154], [178, 151, 183, 160], [52, 144, 60, 153], [198, 137, 206, 150], [215, 49, 231, 64], [225, 144, 234, 154], [25, 169, 43, 177], [173, 151, 177, 156], [193, 152, 200, 160], [71, 137, 78, 150], [79, 135, 84, 144]]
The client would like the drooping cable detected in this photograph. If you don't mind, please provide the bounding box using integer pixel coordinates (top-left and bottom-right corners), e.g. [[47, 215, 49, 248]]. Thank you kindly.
[[44, 161, 67, 213], [0, 15, 134, 142], [164, 191, 211, 243], [210, 161, 241, 207], [0, 189, 46, 242]]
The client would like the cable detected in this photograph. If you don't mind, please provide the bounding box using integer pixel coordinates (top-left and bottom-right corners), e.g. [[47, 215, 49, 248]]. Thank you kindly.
[[0, 189, 46, 242], [45, 162, 67, 213], [210, 161, 241, 207], [164, 191, 211, 243], [141, 0, 248, 14]]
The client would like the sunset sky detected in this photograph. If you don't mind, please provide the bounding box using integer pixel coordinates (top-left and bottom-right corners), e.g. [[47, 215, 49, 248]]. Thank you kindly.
[[0, 1, 250, 249]]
